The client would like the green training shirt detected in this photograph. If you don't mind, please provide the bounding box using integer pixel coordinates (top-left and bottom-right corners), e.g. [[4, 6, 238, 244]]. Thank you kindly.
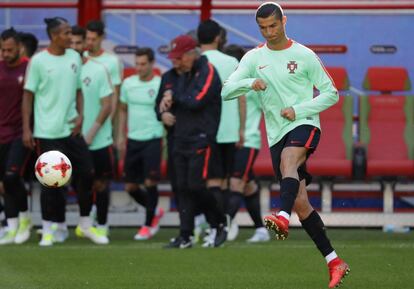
[[84, 50, 123, 86], [24, 49, 82, 139], [81, 58, 114, 150], [202, 50, 240, 143], [120, 75, 163, 141], [244, 91, 262, 150], [222, 40, 338, 147]]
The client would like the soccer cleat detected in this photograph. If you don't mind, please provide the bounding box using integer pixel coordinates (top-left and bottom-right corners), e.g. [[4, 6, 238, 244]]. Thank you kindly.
[[149, 207, 165, 236], [76, 225, 109, 245], [39, 232, 54, 247], [96, 226, 109, 238], [164, 236, 192, 249], [53, 228, 69, 243], [134, 226, 152, 240], [202, 228, 216, 248], [193, 214, 209, 244], [14, 217, 32, 244], [227, 221, 239, 241], [328, 258, 350, 288], [75, 225, 84, 238], [246, 227, 270, 243], [214, 223, 228, 247], [0, 229, 17, 245], [264, 213, 289, 240]]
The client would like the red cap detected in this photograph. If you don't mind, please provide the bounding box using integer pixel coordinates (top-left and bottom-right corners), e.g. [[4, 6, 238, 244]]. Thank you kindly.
[[168, 35, 197, 59]]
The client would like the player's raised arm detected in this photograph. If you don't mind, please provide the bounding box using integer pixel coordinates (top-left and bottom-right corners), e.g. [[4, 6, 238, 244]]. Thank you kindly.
[[221, 53, 257, 101], [291, 53, 339, 120]]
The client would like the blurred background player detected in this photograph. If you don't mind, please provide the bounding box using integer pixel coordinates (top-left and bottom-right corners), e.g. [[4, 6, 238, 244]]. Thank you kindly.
[[78, 44, 113, 243], [222, 44, 270, 243], [22, 17, 105, 246], [70, 25, 86, 56], [196, 20, 244, 247], [118, 47, 164, 240], [222, 3, 349, 288], [19, 32, 38, 59], [0, 28, 32, 245], [161, 35, 227, 249], [84, 20, 122, 122]]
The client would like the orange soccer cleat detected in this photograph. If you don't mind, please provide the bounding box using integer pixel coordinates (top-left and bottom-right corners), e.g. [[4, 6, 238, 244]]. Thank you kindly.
[[328, 258, 350, 288], [263, 213, 289, 240]]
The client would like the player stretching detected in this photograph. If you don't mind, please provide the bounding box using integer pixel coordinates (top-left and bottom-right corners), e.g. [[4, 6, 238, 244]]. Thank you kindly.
[[221, 3, 349, 288]]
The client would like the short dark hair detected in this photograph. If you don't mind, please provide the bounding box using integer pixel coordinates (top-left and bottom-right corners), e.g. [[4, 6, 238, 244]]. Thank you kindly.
[[86, 20, 105, 36], [19, 32, 38, 57], [197, 19, 221, 45], [71, 25, 86, 39], [135, 47, 155, 62], [223, 44, 245, 62], [44, 17, 68, 39], [1, 27, 20, 43], [255, 2, 284, 21]]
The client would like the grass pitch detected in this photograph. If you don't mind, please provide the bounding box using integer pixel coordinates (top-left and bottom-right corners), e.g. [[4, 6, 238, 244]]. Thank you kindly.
[[0, 228, 413, 289]]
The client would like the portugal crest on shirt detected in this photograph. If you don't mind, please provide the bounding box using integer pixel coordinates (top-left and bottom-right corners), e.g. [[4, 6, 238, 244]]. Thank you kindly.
[[71, 63, 78, 73], [83, 77, 91, 86], [148, 89, 155, 98], [287, 61, 298, 74]]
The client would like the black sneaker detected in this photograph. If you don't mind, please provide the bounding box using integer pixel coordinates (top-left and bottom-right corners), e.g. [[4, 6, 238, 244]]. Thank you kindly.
[[164, 236, 192, 249], [214, 223, 228, 247]]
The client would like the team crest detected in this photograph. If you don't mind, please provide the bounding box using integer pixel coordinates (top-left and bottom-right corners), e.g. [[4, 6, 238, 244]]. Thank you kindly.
[[148, 89, 155, 98], [18, 75, 24, 84], [83, 77, 91, 86], [71, 63, 78, 73], [287, 61, 298, 74]]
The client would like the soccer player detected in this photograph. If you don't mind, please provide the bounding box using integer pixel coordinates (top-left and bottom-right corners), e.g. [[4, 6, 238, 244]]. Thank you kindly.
[[221, 3, 350, 288], [71, 25, 86, 56], [78, 50, 113, 243], [223, 44, 270, 243], [0, 28, 32, 245], [22, 17, 106, 246], [19, 32, 38, 58], [161, 35, 227, 248], [84, 20, 122, 120], [197, 20, 243, 247], [118, 47, 164, 240]]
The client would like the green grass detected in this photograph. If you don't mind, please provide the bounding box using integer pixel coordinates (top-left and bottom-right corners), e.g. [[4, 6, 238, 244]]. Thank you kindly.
[[1, 228, 414, 289]]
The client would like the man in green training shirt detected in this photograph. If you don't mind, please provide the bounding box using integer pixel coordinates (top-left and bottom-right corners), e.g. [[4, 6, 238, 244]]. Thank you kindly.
[[197, 20, 245, 247], [22, 17, 107, 246], [221, 3, 349, 288], [222, 44, 270, 243], [118, 47, 164, 241], [78, 56, 113, 244], [84, 20, 123, 121]]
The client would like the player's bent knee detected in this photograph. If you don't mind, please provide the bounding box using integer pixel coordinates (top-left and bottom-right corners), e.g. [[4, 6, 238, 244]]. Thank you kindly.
[[207, 178, 221, 188], [125, 183, 139, 192], [144, 179, 157, 187], [230, 177, 245, 193], [93, 179, 109, 192]]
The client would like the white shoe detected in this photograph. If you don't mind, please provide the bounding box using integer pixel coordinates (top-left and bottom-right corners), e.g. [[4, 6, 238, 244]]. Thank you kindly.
[[78, 226, 109, 245], [53, 228, 69, 243], [14, 217, 32, 244], [202, 228, 216, 248], [39, 232, 54, 246], [227, 221, 239, 241], [0, 229, 16, 245], [246, 227, 270, 243]]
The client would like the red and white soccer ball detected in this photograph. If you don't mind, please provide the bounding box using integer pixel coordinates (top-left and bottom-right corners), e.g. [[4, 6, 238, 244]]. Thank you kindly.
[[34, 150, 72, 188]]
